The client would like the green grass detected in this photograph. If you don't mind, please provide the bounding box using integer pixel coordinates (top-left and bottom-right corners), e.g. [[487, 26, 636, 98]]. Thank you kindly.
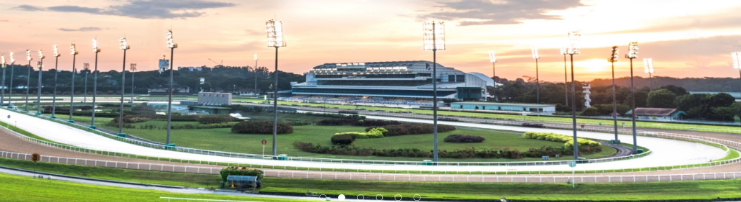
[[2, 157, 741, 201], [0, 173, 312, 202], [47, 114, 617, 162], [715, 149, 740, 162]]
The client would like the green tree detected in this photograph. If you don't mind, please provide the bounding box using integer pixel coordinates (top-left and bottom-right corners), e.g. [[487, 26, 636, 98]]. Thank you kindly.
[[579, 107, 600, 116], [647, 89, 677, 108], [658, 85, 688, 96]]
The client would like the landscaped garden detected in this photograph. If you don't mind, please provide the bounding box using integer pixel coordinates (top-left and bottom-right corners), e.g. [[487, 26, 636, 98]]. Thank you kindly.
[[44, 103, 618, 162]]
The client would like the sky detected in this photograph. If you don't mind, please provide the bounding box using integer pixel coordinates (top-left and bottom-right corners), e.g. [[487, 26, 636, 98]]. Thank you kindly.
[[2, 0, 741, 82]]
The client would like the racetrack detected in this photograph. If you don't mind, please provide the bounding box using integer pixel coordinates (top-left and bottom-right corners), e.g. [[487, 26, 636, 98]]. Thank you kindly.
[[0, 107, 729, 172]]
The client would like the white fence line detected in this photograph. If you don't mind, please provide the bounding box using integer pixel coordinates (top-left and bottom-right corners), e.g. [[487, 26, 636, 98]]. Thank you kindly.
[[2, 150, 740, 184]]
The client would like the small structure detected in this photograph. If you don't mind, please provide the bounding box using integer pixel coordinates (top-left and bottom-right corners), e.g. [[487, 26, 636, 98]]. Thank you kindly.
[[198, 92, 232, 105], [449, 102, 557, 115], [625, 107, 687, 121], [192, 106, 231, 115], [148, 85, 191, 95], [583, 84, 591, 108], [226, 175, 258, 192]]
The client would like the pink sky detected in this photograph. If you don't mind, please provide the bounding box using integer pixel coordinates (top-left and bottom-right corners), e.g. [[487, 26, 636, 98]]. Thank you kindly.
[[2, 0, 741, 82]]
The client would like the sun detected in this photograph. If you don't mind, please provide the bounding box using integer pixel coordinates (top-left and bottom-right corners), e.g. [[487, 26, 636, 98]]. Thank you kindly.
[[575, 59, 610, 73]]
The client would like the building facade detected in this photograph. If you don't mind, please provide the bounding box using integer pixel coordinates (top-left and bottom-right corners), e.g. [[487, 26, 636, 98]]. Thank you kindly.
[[290, 61, 494, 100], [198, 92, 232, 105], [450, 102, 557, 115]]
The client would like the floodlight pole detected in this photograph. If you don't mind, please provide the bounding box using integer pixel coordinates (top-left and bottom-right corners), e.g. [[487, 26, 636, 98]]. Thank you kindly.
[[166, 47, 174, 145], [629, 58, 637, 153], [90, 50, 99, 129], [118, 48, 127, 136], [25, 60, 31, 112], [83, 70, 87, 103], [130, 64, 135, 103], [569, 54, 578, 161], [0, 61, 5, 107], [68, 54, 76, 123], [610, 59, 618, 142], [272, 46, 279, 158], [535, 58, 540, 104], [563, 54, 568, 106], [255, 55, 258, 94], [7, 63, 13, 108], [432, 23, 439, 164], [35, 58, 43, 116], [51, 55, 59, 118]]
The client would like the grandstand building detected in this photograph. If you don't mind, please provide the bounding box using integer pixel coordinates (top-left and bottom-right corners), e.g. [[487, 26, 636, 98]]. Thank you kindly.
[[290, 61, 494, 100]]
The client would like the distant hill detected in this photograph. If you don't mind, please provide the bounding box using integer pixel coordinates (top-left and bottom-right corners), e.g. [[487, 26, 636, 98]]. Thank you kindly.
[[588, 76, 741, 92]]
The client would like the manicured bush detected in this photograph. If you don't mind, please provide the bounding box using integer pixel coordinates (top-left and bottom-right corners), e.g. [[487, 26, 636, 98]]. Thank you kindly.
[[443, 134, 485, 143], [219, 166, 264, 181], [366, 123, 455, 136], [197, 115, 233, 124], [231, 120, 293, 134], [331, 134, 355, 145], [334, 127, 387, 139], [523, 131, 602, 153], [293, 141, 534, 159]]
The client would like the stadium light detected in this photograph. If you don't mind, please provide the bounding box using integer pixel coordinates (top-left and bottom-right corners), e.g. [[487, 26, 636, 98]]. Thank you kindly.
[[0, 55, 4, 107], [254, 53, 258, 95], [35, 54, 43, 116], [489, 50, 497, 101], [423, 20, 444, 164], [90, 38, 101, 129], [24, 49, 32, 112], [625, 41, 639, 154], [266, 19, 286, 158], [50, 45, 61, 119], [130, 63, 136, 103], [643, 58, 654, 90], [118, 37, 130, 137], [608, 46, 620, 143], [560, 47, 569, 107], [68, 43, 78, 123], [83, 63, 89, 104], [566, 31, 580, 161], [6, 52, 13, 108], [165, 29, 178, 147], [531, 47, 541, 104], [732, 52, 741, 96]]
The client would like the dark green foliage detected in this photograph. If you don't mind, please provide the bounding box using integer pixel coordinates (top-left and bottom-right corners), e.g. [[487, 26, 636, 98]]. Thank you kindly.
[[658, 85, 688, 96], [330, 134, 355, 145], [130, 104, 156, 116], [579, 107, 600, 116], [197, 115, 233, 124], [647, 89, 677, 108], [231, 120, 293, 134], [443, 135, 485, 143], [675, 93, 737, 121], [365, 123, 455, 136], [219, 167, 264, 182]]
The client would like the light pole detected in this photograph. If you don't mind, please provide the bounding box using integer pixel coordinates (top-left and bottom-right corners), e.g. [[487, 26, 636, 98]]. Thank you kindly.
[[51, 45, 60, 119], [6, 52, 14, 108], [488, 51, 496, 101], [24, 50, 32, 112], [0, 55, 5, 107], [643, 58, 654, 90], [35, 53, 43, 116], [424, 20, 444, 163], [531, 47, 540, 104], [566, 31, 581, 161], [266, 19, 286, 158], [560, 47, 569, 107], [608, 46, 619, 142], [626, 42, 639, 154], [83, 63, 89, 103], [733, 52, 741, 93], [118, 37, 130, 137], [68, 44, 78, 123], [90, 38, 100, 129], [130, 63, 136, 103], [254, 53, 258, 95], [165, 29, 178, 147]]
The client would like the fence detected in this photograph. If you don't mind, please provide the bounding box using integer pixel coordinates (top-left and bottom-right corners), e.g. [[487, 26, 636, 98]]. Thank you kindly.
[[5, 107, 741, 170], [2, 150, 741, 184]]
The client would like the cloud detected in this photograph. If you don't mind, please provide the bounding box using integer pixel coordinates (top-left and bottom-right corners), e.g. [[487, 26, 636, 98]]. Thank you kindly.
[[16, 0, 235, 19], [420, 0, 585, 26], [0, 20, 7, 22], [58, 27, 104, 32]]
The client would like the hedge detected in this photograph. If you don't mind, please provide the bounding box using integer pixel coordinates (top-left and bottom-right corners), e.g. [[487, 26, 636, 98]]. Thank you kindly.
[[219, 166, 264, 182], [334, 127, 386, 139], [523, 132, 602, 153], [197, 115, 233, 124], [293, 141, 551, 159], [443, 134, 485, 143], [231, 120, 293, 134], [331, 134, 355, 145], [366, 123, 456, 136]]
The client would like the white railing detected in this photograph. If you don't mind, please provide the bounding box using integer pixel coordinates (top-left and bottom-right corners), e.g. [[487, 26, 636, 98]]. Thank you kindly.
[[2, 150, 741, 184]]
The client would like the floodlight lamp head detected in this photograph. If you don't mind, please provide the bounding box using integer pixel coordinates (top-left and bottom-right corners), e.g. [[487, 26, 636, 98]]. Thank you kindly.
[[423, 21, 445, 50], [119, 37, 130, 50], [38, 50, 44, 60], [254, 53, 258, 61], [26, 49, 31, 61], [9, 52, 14, 64], [53, 45, 60, 57], [531, 47, 539, 59], [166, 29, 178, 48], [566, 31, 581, 55], [488, 51, 496, 63], [1, 55, 4, 67], [609, 46, 619, 62], [560, 47, 566, 55], [36, 61, 42, 69], [266, 19, 286, 48], [733, 52, 740, 69], [70, 43, 78, 55], [130, 63, 137, 71], [92, 38, 100, 53], [626, 41, 638, 59]]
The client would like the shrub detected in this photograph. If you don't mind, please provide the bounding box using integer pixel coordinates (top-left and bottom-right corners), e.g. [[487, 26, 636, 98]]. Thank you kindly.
[[334, 127, 386, 139], [317, 119, 356, 126], [331, 134, 355, 145], [523, 131, 602, 153], [197, 115, 233, 124], [219, 167, 264, 181], [292, 141, 530, 159], [110, 115, 151, 124], [443, 134, 485, 143], [352, 120, 400, 127], [366, 123, 455, 136], [231, 120, 293, 134]]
